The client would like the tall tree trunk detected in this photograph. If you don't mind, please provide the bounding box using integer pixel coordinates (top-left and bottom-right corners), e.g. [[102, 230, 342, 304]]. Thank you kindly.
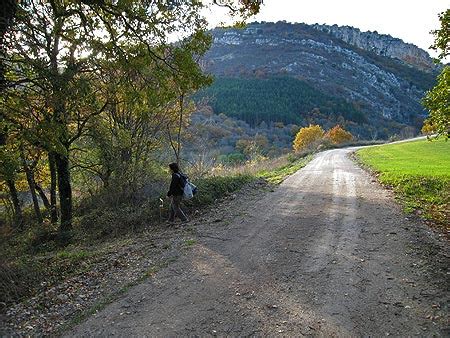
[[6, 179, 22, 227], [21, 155, 43, 223], [55, 152, 72, 232], [176, 94, 184, 165], [48, 152, 58, 224], [167, 93, 185, 165], [35, 182, 51, 210]]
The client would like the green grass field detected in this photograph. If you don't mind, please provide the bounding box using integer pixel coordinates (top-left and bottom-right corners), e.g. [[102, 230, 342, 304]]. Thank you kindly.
[[356, 138, 449, 233]]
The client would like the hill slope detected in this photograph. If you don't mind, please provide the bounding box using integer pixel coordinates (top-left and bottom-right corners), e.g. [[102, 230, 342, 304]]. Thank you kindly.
[[198, 22, 439, 139]]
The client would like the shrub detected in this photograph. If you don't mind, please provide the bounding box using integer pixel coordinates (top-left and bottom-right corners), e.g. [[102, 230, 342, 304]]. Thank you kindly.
[[421, 120, 435, 136], [78, 198, 162, 240], [187, 174, 255, 207]]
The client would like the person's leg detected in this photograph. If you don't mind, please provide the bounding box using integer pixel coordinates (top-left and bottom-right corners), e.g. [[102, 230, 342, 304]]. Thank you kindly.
[[173, 195, 188, 221], [168, 197, 175, 222]]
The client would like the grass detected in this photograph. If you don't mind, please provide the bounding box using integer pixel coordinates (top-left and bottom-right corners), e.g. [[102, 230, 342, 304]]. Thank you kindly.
[[0, 245, 99, 312], [259, 155, 312, 184], [356, 138, 449, 234], [184, 239, 196, 247], [357, 138, 449, 177], [188, 174, 256, 207], [55, 249, 91, 262]]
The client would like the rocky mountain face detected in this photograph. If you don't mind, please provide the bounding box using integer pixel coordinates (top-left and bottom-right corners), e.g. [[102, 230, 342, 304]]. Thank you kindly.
[[200, 22, 438, 138], [312, 24, 437, 72]]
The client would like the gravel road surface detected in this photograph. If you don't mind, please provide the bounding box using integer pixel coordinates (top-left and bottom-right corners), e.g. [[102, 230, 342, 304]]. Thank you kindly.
[[68, 149, 448, 336]]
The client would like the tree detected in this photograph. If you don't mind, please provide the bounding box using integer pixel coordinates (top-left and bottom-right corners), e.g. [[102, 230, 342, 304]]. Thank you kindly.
[[325, 125, 353, 145], [0, 138, 22, 227], [0, 0, 18, 89], [422, 10, 450, 139], [166, 33, 213, 165], [430, 10, 449, 61], [1, 0, 21, 226], [293, 124, 325, 152], [1, 1, 260, 233], [20, 147, 42, 223], [421, 120, 435, 136], [423, 67, 449, 138]]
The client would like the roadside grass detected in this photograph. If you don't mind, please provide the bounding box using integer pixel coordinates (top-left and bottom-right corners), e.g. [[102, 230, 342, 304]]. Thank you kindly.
[[356, 138, 449, 235], [0, 233, 135, 314], [258, 155, 312, 184], [184, 238, 196, 247]]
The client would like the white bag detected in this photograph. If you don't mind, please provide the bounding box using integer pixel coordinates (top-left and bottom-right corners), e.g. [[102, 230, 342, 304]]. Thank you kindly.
[[183, 180, 194, 199], [177, 173, 195, 200]]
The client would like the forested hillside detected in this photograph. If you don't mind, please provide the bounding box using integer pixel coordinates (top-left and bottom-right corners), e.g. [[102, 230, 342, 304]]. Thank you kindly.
[[196, 76, 376, 138], [198, 77, 366, 124]]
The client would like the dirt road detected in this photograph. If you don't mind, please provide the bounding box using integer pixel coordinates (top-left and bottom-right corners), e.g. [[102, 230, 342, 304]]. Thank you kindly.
[[68, 149, 448, 336]]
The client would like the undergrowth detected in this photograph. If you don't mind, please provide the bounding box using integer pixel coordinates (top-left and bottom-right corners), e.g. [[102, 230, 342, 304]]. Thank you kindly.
[[387, 176, 449, 225]]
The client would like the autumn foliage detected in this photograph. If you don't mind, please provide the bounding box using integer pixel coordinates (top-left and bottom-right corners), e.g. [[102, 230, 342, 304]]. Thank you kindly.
[[325, 125, 353, 144], [293, 124, 354, 151], [421, 120, 436, 136], [293, 125, 325, 151]]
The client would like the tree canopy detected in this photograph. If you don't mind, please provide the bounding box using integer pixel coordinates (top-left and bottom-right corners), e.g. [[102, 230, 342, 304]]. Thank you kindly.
[[0, 0, 260, 232], [293, 124, 325, 152], [325, 125, 353, 145], [422, 10, 450, 139]]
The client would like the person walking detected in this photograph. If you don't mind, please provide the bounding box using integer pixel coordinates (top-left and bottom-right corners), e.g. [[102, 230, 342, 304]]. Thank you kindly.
[[167, 162, 188, 224]]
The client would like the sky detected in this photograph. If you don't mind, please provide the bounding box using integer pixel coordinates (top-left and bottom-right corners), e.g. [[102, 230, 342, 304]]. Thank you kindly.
[[203, 0, 448, 59]]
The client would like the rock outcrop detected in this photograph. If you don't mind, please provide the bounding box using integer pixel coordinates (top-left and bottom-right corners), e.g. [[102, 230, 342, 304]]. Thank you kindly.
[[312, 24, 436, 72]]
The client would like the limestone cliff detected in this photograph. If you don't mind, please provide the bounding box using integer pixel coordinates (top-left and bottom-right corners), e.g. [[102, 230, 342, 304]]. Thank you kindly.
[[312, 24, 436, 72]]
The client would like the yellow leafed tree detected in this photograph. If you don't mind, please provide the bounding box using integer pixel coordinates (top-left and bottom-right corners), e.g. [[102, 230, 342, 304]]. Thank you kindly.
[[325, 125, 353, 145], [293, 125, 325, 151]]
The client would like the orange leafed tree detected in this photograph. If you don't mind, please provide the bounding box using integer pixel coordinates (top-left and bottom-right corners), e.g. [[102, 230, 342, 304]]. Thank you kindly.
[[293, 124, 325, 151], [325, 125, 353, 144]]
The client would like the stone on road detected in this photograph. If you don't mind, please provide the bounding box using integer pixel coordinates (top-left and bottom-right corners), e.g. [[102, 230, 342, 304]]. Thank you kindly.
[[68, 149, 448, 336]]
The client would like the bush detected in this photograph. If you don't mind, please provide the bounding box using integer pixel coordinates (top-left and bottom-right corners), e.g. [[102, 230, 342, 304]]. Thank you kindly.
[[78, 198, 162, 240], [188, 174, 256, 207], [26, 226, 60, 253]]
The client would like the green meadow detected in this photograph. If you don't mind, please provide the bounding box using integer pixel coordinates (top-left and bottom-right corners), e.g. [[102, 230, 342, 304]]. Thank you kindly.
[[356, 138, 449, 233]]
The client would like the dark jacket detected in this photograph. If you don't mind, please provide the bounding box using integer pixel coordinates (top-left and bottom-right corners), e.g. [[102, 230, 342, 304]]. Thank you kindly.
[[167, 172, 184, 197]]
